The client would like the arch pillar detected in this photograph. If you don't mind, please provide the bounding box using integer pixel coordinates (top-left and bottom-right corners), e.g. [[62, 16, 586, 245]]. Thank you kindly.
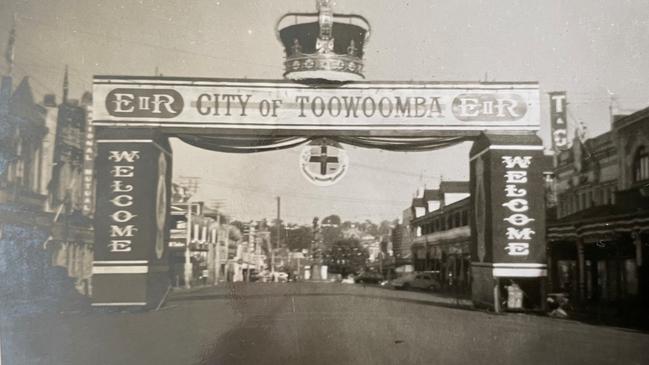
[[92, 128, 172, 309], [469, 133, 547, 310]]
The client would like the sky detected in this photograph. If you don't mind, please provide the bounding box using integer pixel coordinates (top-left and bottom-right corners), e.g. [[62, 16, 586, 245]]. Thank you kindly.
[[1, 0, 649, 224]]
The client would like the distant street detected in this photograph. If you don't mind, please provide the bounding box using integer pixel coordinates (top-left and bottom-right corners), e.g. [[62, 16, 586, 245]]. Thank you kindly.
[[3, 283, 648, 365]]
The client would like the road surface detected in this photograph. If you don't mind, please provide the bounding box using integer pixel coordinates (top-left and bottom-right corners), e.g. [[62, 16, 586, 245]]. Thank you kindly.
[[2, 282, 648, 364]]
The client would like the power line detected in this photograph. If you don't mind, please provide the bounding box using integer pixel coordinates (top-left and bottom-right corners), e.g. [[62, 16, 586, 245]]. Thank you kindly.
[[185, 175, 411, 206], [16, 15, 282, 71]]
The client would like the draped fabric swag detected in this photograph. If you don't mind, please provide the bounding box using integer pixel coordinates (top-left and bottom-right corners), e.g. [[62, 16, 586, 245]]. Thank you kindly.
[[177, 134, 468, 153]]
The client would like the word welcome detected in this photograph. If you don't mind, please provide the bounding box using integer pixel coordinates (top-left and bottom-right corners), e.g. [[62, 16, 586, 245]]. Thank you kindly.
[[107, 150, 141, 253], [501, 156, 535, 256]]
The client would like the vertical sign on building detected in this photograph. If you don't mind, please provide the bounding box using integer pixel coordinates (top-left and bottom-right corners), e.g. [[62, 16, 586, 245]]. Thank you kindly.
[[549, 92, 569, 151], [82, 106, 95, 216], [470, 135, 547, 308], [93, 136, 172, 307]]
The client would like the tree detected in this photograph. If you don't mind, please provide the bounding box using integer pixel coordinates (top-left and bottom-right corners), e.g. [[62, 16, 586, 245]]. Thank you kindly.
[[322, 214, 341, 227], [323, 238, 369, 276], [322, 225, 343, 247], [379, 220, 393, 235], [285, 226, 313, 251]]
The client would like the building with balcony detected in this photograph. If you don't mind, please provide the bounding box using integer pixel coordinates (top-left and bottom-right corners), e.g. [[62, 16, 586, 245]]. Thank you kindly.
[[547, 110, 649, 314], [408, 182, 471, 292]]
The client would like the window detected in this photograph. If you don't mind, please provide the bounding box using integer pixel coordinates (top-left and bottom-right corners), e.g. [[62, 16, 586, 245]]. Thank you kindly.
[[633, 146, 649, 182], [596, 189, 602, 206]]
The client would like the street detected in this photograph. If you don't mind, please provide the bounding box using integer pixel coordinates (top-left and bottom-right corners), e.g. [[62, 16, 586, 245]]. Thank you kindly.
[[1, 282, 647, 365]]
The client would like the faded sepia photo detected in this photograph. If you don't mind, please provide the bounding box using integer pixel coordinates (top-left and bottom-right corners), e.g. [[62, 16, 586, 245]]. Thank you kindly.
[[0, 1, 648, 364]]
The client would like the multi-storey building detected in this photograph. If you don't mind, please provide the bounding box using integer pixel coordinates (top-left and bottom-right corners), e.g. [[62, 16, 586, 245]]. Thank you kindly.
[[0, 76, 48, 209], [408, 182, 471, 292], [0, 73, 95, 304], [548, 110, 649, 310]]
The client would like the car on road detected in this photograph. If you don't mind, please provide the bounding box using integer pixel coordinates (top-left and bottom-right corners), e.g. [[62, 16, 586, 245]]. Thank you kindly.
[[391, 271, 441, 291], [273, 272, 289, 283], [354, 271, 384, 284]]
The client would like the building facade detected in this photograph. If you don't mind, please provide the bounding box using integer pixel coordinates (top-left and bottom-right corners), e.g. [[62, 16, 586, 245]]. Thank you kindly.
[[548, 110, 649, 310], [0, 74, 95, 306], [0, 76, 48, 209], [409, 182, 471, 292]]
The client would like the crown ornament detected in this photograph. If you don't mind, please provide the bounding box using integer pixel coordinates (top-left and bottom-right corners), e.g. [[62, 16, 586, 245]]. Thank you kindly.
[[276, 0, 371, 82]]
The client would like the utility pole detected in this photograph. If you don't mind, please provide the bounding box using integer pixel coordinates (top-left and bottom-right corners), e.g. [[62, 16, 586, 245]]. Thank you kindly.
[[274, 196, 280, 276], [184, 204, 193, 289], [212, 212, 221, 285]]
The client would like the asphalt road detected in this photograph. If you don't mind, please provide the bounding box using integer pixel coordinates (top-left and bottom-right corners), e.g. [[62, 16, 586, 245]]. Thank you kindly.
[[2, 282, 648, 365]]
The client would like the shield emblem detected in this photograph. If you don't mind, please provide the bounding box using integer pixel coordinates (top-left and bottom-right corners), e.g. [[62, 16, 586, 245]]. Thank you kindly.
[[299, 139, 349, 186]]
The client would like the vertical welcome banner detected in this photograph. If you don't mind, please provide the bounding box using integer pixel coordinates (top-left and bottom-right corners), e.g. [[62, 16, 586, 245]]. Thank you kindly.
[[470, 134, 547, 308], [93, 135, 171, 307], [549, 92, 569, 151]]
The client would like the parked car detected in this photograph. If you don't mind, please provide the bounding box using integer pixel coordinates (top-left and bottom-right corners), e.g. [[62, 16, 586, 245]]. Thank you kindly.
[[273, 272, 289, 283], [354, 271, 383, 284], [391, 271, 441, 291], [250, 270, 270, 282]]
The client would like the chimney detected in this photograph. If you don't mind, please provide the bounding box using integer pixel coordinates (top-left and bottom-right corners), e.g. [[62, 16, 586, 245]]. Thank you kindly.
[[43, 94, 56, 107], [62, 65, 69, 103]]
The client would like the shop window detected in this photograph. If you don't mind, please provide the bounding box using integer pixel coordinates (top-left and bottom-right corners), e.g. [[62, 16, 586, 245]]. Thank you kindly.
[[571, 195, 576, 214], [625, 259, 638, 296], [633, 146, 649, 182], [461, 210, 468, 226], [595, 189, 602, 206]]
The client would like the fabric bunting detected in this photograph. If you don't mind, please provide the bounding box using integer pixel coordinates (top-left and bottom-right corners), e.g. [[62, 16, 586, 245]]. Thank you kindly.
[[177, 135, 467, 154]]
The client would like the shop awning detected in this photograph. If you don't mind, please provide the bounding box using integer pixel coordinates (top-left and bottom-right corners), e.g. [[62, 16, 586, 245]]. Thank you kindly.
[[548, 210, 649, 241]]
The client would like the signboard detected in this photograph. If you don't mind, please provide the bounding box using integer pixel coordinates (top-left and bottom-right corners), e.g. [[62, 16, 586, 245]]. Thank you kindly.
[[94, 146, 154, 259], [549, 92, 568, 151], [168, 203, 202, 248], [470, 135, 546, 278], [93, 77, 540, 134], [81, 106, 95, 216]]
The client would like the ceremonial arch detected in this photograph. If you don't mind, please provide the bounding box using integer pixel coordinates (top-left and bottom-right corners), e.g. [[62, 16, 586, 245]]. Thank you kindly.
[[90, 1, 547, 311]]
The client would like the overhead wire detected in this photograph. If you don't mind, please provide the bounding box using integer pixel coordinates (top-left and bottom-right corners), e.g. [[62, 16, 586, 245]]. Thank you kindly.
[[192, 177, 410, 207], [15, 15, 283, 71]]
